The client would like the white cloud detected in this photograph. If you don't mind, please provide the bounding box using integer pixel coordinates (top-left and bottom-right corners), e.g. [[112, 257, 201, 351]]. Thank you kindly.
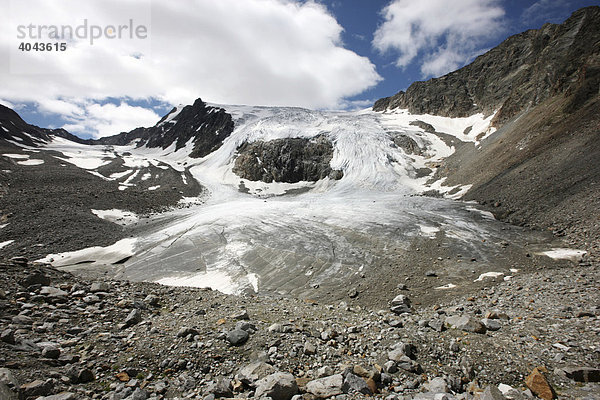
[[373, 0, 505, 77], [0, 0, 382, 136], [37, 99, 85, 118], [62, 102, 161, 138], [521, 0, 572, 26]]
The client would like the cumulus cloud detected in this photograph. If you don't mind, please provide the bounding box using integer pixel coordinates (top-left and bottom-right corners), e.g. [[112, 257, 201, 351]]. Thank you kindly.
[[0, 0, 382, 137], [61, 102, 161, 138], [373, 0, 505, 77]]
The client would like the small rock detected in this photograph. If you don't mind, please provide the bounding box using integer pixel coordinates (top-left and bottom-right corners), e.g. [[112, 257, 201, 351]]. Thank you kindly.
[[425, 271, 438, 277], [304, 342, 317, 355], [481, 318, 501, 331], [485, 311, 509, 320], [144, 294, 159, 306], [11, 256, 28, 266], [235, 320, 256, 333], [231, 310, 249, 320], [226, 329, 249, 346], [423, 377, 448, 393], [306, 374, 344, 398], [176, 327, 199, 338], [348, 289, 359, 298], [428, 319, 446, 332], [237, 362, 277, 386], [90, 282, 110, 292], [0, 368, 19, 388], [40, 286, 68, 297], [116, 372, 130, 382], [342, 373, 371, 395], [1, 329, 15, 345], [383, 361, 397, 374], [316, 366, 334, 378], [19, 379, 54, 398], [396, 356, 422, 374], [445, 315, 486, 334], [268, 323, 293, 333], [389, 342, 417, 360], [479, 385, 506, 400], [123, 309, 142, 328], [42, 346, 61, 359], [525, 368, 555, 400], [206, 377, 233, 398], [390, 294, 411, 307], [254, 372, 298, 400]]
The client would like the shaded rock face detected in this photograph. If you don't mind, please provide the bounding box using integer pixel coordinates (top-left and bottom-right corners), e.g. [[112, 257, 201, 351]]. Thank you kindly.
[[373, 7, 600, 126], [94, 98, 234, 158], [390, 133, 422, 156], [0, 105, 86, 147], [232, 134, 343, 183]]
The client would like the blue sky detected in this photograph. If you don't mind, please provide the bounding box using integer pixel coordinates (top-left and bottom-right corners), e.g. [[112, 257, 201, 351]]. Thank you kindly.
[[1, 0, 598, 139]]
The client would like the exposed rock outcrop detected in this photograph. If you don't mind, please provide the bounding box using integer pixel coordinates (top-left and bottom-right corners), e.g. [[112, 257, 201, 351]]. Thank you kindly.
[[232, 135, 343, 183]]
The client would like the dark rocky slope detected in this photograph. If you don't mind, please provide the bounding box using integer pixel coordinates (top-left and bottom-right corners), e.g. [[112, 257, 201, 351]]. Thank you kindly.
[[373, 6, 600, 261], [0, 106, 204, 260], [373, 7, 600, 126], [232, 135, 343, 183]]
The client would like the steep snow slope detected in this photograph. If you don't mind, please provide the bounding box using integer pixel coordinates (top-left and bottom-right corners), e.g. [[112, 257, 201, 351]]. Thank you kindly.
[[35, 105, 575, 297]]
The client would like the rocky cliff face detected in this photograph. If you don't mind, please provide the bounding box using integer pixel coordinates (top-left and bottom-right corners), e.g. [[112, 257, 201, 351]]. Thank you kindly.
[[232, 135, 343, 183], [373, 7, 600, 126], [94, 98, 234, 158]]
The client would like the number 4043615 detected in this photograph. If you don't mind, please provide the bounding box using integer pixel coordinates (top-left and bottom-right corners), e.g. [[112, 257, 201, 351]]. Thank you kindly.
[[18, 42, 67, 51]]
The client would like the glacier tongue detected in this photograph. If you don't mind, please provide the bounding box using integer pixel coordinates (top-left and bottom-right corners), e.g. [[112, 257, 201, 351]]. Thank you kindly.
[[40, 105, 520, 296]]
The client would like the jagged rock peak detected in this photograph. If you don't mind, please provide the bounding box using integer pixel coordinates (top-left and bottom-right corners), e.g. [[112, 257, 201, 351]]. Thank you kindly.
[[373, 6, 600, 126], [94, 98, 235, 158]]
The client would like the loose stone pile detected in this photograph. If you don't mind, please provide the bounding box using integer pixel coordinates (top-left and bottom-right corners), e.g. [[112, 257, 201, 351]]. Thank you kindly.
[[1, 257, 598, 399]]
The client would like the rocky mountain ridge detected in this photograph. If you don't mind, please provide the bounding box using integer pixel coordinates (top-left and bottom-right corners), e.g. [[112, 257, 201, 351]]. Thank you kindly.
[[373, 6, 600, 127], [92, 99, 235, 159]]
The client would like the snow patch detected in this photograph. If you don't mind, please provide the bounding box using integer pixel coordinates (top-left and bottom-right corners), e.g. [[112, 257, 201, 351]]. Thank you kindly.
[[110, 170, 134, 180], [156, 269, 239, 295], [474, 272, 504, 282], [37, 238, 137, 267], [0, 240, 15, 249], [17, 159, 44, 166], [91, 209, 139, 225], [435, 283, 457, 290], [537, 248, 586, 261], [2, 153, 29, 159]]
